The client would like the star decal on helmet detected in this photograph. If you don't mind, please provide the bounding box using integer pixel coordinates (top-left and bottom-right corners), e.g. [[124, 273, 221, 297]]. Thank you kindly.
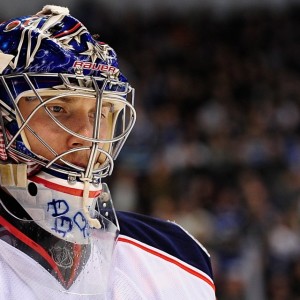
[[59, 38, 75, 50], [80, 42, 107, 63]]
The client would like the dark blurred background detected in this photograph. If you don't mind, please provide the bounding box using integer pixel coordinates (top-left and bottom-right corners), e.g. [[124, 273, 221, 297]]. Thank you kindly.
[[3, 1, 300, 299]]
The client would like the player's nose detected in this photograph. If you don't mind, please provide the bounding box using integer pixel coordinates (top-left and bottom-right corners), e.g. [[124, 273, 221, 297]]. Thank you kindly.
[[66, 115, 94, 148]]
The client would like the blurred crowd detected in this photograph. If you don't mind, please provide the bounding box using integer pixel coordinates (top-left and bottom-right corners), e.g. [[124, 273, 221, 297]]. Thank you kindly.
[[61, 3, 300, 299], [71, 4, 300, 299]]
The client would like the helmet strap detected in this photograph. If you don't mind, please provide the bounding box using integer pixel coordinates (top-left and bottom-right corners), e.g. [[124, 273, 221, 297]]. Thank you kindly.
[[81, 178, 101, 229], [0, 163, 27, 187]]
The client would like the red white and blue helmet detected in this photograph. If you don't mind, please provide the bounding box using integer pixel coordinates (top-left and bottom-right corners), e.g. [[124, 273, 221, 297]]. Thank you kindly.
[[0, 5, 136, 295], [0, 5, 136, 181]]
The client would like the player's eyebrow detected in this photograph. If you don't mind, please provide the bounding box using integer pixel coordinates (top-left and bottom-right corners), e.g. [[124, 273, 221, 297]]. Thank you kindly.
[[24, 95, 113, 111], [25, 96, 111, 105]]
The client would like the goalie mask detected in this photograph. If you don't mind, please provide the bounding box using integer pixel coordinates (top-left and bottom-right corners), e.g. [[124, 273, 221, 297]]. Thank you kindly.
[[0, 5, 136, 296]]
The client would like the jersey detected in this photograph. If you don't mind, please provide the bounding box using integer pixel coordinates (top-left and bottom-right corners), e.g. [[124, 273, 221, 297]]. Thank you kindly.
[[0, 210, 215, 299], [109, 211, 215, 299]]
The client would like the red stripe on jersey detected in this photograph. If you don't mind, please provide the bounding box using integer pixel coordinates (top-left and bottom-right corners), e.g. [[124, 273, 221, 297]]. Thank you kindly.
[[117, 236, 215, 291], [30, 175, 101, 198], [0, 216, 65, 284], [66, 243, 82, 289]]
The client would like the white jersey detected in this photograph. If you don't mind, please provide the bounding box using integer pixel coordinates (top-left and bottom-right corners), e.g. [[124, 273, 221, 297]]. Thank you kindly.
[[0, 211, 215, 299]]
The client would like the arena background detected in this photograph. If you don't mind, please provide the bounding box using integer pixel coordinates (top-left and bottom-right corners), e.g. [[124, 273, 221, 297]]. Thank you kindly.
[[2, 1, 300, 299]]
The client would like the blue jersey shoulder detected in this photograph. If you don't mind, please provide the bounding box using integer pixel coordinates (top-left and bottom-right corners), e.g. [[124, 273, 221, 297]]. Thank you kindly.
[[116, 211, 213, 280]]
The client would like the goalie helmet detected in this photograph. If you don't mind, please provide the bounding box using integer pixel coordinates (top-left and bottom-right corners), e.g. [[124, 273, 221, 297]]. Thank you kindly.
[[0, 5, 136, 295], [0, 5, 135, 180]]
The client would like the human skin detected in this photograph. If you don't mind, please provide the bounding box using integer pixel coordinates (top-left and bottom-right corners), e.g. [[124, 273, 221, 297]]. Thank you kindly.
[[18, 95, 111, 168]]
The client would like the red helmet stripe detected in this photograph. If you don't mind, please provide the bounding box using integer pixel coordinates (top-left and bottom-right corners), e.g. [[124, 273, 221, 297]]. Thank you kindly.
[[53, 22, 81, 38]]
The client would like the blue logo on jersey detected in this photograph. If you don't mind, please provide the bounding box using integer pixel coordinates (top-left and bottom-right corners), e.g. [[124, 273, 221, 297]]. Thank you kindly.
[[47, 198, 88, 238]]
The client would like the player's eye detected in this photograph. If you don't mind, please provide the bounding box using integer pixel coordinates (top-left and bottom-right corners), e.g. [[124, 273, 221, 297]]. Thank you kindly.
[[48, 105, 65, 113]]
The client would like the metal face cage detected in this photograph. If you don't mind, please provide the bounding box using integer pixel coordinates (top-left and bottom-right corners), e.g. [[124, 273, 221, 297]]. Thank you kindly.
[[0, 72, 136, 182]]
